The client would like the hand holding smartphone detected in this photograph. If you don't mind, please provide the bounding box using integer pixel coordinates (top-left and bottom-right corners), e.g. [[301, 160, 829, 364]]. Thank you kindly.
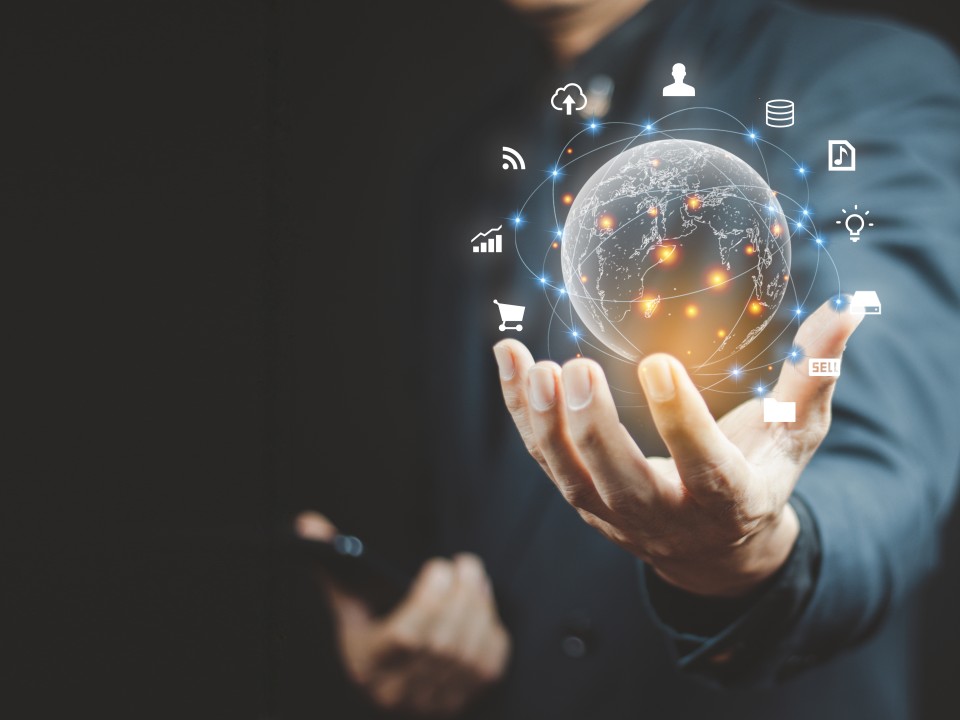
[[290, 522, 414, 615]]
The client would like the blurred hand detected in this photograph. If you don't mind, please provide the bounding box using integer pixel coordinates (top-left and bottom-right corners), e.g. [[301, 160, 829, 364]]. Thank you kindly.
[[296, 513, 511, 717], [493, 299, 862, 598]]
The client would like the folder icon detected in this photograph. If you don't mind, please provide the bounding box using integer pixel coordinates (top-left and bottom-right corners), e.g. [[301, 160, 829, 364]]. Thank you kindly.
[[763, 397, 796, 423]]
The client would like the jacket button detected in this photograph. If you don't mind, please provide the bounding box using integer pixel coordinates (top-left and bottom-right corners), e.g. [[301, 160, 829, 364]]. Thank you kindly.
[[560, 612, 594, 658], [561, 634, 588, 658]]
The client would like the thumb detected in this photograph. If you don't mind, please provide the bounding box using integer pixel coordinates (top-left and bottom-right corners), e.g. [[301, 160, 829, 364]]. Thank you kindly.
[[770, 296, 863, 428], [383, 558, 455, 638]]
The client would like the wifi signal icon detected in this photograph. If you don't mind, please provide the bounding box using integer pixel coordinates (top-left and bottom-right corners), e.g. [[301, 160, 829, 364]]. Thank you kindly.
[[502, 146, 526, 171]]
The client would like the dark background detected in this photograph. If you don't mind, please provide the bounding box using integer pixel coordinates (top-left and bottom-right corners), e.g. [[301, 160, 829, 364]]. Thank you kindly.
[[5, 1, 958, 717]]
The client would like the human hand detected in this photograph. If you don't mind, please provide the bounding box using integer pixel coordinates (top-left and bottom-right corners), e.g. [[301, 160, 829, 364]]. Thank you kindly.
[[296, 513, 511, 717], [493, 298, 862, 598]]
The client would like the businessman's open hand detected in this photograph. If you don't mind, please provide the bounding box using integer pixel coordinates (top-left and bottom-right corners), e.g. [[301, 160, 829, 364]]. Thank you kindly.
[[493, 299, 862, 598], [296, 513, 510, 718]]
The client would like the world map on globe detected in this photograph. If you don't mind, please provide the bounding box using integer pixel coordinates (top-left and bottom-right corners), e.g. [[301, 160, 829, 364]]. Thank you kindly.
[[560, 139, 791, 368]]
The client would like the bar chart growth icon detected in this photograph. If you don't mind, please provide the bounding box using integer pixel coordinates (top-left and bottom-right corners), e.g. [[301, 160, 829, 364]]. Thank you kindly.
[[471, 225, 503, 253]]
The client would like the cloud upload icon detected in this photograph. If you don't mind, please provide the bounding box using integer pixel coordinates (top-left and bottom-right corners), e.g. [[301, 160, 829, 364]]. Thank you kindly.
[[551, 83, 588, 116]]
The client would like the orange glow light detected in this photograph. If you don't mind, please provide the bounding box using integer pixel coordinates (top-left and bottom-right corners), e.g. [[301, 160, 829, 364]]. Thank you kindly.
[[709, 270, 727, 286], [647, 206, 658, 217], [580, 274, 588, 283], [552, 241, 559, 249], [640, 298, 658, 313], [651, 159, 661, 167], [768, 365, 774, 371], [748, 301, 763, 315], [686, 195, 702, 211], [598, 213, 617, 230], [771, 223, 782, 237], [717, 329, 727, 338], [566, 147, 574, 155], [657, 244, 677, 264], [685, 304, 699, 318], [562, 193, 574, 205], [744, 244, 755, 255]]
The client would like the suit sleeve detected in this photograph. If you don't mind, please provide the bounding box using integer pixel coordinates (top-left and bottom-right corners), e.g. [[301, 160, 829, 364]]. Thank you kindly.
[[641, 25, 960, 686]]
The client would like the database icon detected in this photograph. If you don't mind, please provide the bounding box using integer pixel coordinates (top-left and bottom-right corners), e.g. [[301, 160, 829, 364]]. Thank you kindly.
[[765, 99, 795, 128]]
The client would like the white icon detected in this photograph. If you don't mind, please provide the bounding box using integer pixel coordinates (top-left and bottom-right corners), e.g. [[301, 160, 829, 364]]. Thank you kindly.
[[850, 290, 881, 315], [763, 397, 796, 423], [471, 225, 503, 253], [829, 140, 856, 171], [551, 83, 587, 116], [494, 299, 525, 332], [836, 204, 873, 242], [662, 63, 695, 97], [501, 146, 525, 171], [765, 99, 794, 128], [808, 358, 842, 377]]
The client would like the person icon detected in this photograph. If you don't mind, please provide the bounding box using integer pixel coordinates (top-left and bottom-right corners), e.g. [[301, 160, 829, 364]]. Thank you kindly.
[[663, 62, 695, 96]]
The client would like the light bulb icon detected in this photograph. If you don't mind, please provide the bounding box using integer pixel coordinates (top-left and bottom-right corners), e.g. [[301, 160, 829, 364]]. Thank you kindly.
[[836, 204, 874, 242]]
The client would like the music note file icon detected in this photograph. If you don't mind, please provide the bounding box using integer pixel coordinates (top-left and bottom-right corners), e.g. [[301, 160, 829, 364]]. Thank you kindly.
[[828, 140, 856, 171]]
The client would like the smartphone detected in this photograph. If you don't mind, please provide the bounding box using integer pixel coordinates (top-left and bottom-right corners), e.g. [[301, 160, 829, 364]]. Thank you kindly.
[[289, 531, 414, 615]]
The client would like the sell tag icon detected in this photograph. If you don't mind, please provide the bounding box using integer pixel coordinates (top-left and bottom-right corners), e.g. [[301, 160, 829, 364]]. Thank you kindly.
[[808, 358, 841, 377]]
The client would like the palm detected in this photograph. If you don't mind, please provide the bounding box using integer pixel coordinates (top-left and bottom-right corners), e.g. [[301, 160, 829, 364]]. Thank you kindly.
[[493, 298, 862, 597]]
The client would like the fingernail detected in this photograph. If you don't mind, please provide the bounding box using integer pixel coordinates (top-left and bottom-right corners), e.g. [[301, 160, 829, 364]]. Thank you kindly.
[[455, 553, 484, 583], [493, 344, 516, 380], [640, 356, 676, 402], [528, 366, 556, 411], [295, 513, 336, 541], [564, 363, 593, 410], [427, 562, 453, 593]]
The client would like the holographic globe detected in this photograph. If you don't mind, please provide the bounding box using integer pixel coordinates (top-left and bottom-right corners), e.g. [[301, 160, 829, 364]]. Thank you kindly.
[[561, 139, 790, 365]]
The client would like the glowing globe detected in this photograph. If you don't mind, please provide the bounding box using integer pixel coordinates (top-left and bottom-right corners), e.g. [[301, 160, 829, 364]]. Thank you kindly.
[[560, 139, 790, 366]]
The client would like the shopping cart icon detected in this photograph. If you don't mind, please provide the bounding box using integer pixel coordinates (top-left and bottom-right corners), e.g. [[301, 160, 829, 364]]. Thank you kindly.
[[493, 299, 525, 332]]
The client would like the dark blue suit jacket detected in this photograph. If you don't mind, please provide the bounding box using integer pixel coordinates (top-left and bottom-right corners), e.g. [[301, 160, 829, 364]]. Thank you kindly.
[[416, 1, 960, 717]]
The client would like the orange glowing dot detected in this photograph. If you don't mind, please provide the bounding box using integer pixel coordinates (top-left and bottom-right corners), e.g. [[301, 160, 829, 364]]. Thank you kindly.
[[749, 301, 763, 315], [657, 245, 677, 264], [685, 304, 699, 318], [768, 365, 774, 371], [580, 274, 588, 283], [651, 158, 661, 167], [744, 244, 755, 255], [647, 206, 658, 217], [598, 213, 617, 230], [552, 241, 559, 249], [709, 270, 727, 286], [686, 195, 702, 211], [562, 193, 574, 205], [771, 223, 782, 237], [772, 191, 778, 196], [576, 353, 582, 358], [783, 274, 789, 281], [717, 329, 727, 338], [566, 147, 574, 155], [687, 350, 692, 355]]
